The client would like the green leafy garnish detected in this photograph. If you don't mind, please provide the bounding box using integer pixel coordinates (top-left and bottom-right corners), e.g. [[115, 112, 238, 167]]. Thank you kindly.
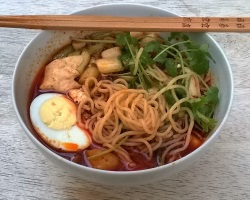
[[164, 90, 176, 106], [164, 58, 178, 77], [187, 87, 219, 132], [116, 32, 138, 47], [144, 41, 161, 53], [176, 33, 215, 75], [114, 32, 219, 132], [116, 33, 155, 89]]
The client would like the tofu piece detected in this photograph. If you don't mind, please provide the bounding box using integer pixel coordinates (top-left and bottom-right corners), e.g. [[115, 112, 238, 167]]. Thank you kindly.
[[40, 56, 84, 93]]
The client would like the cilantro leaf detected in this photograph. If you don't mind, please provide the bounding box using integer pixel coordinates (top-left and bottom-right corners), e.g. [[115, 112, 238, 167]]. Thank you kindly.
[[168, 33, 214, 75], [144, 41, 161, 53], [164, 87, 187, 106], [144, 41, 168, 65], [204, 87, 219, 104], [164, 90, 176, 106], [154, 51, 168, 64], [168, 32, 183, 42], [182, 39, 210, 75], [140, 50, 155, 67], [118, 51, 132, 68], [187, 50, 210, 75], [115, 32, 138, 47], [164, 58, 178, 77]]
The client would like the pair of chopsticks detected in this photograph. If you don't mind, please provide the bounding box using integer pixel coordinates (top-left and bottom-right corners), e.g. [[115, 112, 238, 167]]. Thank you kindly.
[[0, 15, 250, 32]]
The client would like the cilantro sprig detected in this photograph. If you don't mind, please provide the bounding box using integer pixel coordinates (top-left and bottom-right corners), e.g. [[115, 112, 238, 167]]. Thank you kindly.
[[169, 33, 215, 75], [116, 32, 155, 89], [187, 87, 219, 132]]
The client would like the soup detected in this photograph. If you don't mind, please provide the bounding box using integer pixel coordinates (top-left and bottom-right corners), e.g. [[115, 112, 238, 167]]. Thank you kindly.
[[29, 31, 219, 171]]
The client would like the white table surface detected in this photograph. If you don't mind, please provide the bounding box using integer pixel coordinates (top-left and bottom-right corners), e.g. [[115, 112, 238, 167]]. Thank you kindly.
[[1, 0, 250, 199]]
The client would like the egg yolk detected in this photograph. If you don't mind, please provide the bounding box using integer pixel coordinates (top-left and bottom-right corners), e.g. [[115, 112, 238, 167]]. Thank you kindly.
[[39, 96, 77, 130]]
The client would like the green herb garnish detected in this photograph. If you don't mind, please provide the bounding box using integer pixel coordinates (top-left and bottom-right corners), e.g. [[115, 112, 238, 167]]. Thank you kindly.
[[187, 87, 219, 132]]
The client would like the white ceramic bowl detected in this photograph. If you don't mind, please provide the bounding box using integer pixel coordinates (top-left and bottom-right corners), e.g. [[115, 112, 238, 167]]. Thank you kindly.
[[12, 3, 233, 186]]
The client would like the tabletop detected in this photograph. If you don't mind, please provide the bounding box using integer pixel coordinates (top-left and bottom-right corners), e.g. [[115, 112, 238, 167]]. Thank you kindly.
[[1, 0, 250, 199]]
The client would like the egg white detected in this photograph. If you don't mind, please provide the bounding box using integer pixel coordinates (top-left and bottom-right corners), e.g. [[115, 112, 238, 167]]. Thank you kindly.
[[30, 93, 90, 152]]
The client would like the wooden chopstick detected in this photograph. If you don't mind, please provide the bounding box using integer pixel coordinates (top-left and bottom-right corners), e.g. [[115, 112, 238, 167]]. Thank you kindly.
[[0, 15, 250, 32]]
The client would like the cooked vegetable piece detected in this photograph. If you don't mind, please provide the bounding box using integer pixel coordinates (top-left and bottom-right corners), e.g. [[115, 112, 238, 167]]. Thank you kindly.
[[88, 43, 105, 55], [86, 149, 121, 170], [188, 134, 202, 151], [101, 47, 121, 59], [78, 66, 100, 85], [72, 40, 86, 50], [189, 76, 201, 98], [96, 58, 123, 74], [53, 44, 74, 60], [140, 33, 159, 44], [76, 50, 91, 74]]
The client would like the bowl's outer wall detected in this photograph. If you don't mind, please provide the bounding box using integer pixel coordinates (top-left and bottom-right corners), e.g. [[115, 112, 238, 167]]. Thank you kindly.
[[12, 3, 233, 186]]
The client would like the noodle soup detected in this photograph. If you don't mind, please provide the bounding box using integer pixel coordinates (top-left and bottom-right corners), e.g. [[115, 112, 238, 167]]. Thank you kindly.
[[29, 31, 219, 171]]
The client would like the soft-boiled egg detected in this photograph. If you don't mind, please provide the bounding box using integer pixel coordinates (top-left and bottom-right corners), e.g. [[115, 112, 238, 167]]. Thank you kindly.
[[30, 93, 90, 152]]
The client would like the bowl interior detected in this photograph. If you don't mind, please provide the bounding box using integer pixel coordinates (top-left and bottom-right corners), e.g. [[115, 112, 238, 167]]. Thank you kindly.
[[12, 3, 233, 185]]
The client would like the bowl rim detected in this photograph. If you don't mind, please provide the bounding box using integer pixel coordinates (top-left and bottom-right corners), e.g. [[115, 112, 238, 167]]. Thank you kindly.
[[12, 2, 234, 177]]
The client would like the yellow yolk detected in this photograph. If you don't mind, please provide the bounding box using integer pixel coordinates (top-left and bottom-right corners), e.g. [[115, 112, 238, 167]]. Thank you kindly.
[[40, 96, 76, 130], [30, 93, 91, 152]]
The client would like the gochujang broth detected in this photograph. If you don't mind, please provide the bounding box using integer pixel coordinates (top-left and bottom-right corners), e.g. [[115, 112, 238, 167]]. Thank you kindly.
[[29, 31, 219, 171]]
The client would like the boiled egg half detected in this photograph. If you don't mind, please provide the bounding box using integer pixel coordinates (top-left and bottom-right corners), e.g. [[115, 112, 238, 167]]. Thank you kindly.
[[30, 93, 90, 152]]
